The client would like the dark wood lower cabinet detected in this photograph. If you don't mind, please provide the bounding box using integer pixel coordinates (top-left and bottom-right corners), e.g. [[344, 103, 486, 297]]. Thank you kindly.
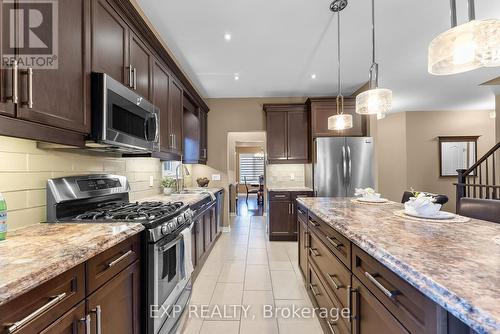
[[195, 216, 205, 264], [268, 191, 313, 241], [87, 260, 141, 334], [352, 277, 409, 334], [0, 236, 141, 334], [298, 217, 308, 279]]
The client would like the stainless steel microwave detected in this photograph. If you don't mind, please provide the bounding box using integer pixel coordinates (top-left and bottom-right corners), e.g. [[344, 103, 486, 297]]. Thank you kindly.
[[90, 73, 160, 153]]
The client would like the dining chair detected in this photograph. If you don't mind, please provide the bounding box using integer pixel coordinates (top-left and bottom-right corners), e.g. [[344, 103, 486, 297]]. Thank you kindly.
[[244, 176, 259, 204], [458, 197, 500, 224]]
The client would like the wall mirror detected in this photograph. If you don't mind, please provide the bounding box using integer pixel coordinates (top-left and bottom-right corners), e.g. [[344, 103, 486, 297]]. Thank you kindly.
[[439, 136, 479, 177]]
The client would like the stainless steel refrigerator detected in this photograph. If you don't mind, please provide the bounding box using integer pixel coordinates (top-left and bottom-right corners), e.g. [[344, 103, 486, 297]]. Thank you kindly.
[[314, 137, 375, 197]]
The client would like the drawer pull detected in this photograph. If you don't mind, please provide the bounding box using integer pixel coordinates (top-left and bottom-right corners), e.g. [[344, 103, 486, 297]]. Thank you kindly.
[[108, 250, 133, 267], [309, 283, 321, 296], [309, 248, 320, 257], [327, 320, 338, 334], [309, 219, 320, 227], [304, 231, 310, 248], [327, 274, 343, 290], [274, 195, 287, 198], [80, 314, 91, 334], [364, 272, 400, 299], [6, 292, 67, 333], [298, 208, 306, 215], [326, 236, 343, 248]]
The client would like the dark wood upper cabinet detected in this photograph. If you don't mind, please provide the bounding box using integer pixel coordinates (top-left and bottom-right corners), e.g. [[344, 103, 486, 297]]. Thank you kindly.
[[129, 31, 151, 99], [152, 60, 171, 153], [264, 104, 310, 164], [91, 0, 129, 85], [16, 0, 91, 134], [199, 109, 208, 163], [0, 2, 15, 118], [308, 97, 367, 137], [287, 109, 309, 161], [86, 261, 141, 334], [169, 78, 183, 155]]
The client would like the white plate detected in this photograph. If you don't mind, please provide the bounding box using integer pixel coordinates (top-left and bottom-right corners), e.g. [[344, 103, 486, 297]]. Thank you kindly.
[[404, 211, 455, 220], [357, 197, 389, 203]]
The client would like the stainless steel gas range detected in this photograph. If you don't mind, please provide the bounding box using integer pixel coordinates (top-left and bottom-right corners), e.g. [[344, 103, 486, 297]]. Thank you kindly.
[[46, 174, 193, 334]]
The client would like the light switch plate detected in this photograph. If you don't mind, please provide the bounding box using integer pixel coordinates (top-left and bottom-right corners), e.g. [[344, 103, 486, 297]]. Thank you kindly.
[[149, 175, 154, 187], [212, 174, 221, 181], [290, 173, 295, 181]]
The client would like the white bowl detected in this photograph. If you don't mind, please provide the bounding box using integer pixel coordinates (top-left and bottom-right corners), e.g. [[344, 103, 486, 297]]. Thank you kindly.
[[404, 201, 442, 217], [363, 193, 381, 200]]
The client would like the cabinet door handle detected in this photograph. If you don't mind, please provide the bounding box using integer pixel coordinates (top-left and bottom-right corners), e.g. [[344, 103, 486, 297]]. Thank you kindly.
[[108, 250, 133, 267], [327, 274, 343, 290], [327, 320, 338, 334], [132, 68, 137, 90], [12, 60, 18, 104], [309, 248, 320, 257], [6, 292, 67, 333], [309, 283, 320, 296], [326, 236, 342, 248], [364, 272, 400, 299], [298, 208, 306, 215], [80, 314, 91, 334], [347, 285, 353, 322], [128, 65, 133, 88], [91, 305, 102, 334], [291, 203, 294, 214], [308, 219, 320, 227], [304, 231, 309, 248], [22, 68, 33, 109]]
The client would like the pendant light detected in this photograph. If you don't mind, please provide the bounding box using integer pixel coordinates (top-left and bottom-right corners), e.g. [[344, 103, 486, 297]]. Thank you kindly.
[[328, 0, 353, 131], [355, 0, 392, 116], [428, 0, 500, 75]]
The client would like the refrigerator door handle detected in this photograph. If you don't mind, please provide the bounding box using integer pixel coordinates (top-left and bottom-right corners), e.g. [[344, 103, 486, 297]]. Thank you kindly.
[[347, 146, 352, 186], [342, 146, 347, 185]]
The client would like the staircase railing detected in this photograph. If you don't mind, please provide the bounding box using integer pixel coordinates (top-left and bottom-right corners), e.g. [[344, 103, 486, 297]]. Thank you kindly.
[[456, 141, 500, 212]]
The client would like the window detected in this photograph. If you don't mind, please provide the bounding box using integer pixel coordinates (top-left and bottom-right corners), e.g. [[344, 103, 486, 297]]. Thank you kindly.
[[162, 161, 181, 178], [239, 154, 264, 184]]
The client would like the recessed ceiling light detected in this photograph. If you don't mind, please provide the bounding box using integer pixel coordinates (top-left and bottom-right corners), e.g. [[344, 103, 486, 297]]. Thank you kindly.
[[234, 74, 240, 81], [311, 74, 317, 79], [224, 33, 232, 41]]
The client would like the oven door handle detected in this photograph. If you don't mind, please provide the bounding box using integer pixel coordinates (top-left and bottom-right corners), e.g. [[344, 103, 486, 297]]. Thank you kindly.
[[158, 233, 183, 252]]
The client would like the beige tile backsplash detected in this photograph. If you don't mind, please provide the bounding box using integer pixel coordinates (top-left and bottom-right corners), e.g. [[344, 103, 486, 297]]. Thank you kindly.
[[266, 164, 307, 188], [0, 136, 163, 231]]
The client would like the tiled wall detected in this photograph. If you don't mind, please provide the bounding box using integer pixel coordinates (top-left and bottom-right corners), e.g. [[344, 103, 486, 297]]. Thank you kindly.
[[266, 164, 307, 188], [0, 136, 163, 231]]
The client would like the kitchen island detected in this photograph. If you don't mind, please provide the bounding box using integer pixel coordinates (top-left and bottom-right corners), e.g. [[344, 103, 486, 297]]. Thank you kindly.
[[296, 197, 500, 334]]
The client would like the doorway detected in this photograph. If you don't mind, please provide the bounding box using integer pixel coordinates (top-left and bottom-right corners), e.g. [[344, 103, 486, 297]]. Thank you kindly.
[[227, 132, 266, 217]]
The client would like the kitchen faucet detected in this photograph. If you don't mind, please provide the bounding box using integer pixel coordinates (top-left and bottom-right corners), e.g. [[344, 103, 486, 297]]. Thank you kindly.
[[175, 163, 191, 193]]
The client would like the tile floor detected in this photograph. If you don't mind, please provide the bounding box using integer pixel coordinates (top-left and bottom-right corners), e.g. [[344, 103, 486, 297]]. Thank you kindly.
[[177, 215, 323, 334]]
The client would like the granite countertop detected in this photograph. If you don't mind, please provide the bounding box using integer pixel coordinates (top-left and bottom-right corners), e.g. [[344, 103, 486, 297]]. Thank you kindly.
[[0, 223, 144, 306], [267, 186, 313, 192], [142, 187, 224, 206], [296, 197, 500, 334]]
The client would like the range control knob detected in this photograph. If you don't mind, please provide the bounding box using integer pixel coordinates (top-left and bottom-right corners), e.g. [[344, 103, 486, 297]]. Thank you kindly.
[[161, 225, 169, 235]]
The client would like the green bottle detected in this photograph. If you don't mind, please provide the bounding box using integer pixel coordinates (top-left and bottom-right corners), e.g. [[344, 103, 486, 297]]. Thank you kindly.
[[0, 193, 7, 241]]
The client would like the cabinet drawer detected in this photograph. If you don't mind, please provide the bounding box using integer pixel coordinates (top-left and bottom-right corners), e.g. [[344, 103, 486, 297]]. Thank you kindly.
[[0, 264, 85, 334], [86, 234, 140, 294], [308, 262, 350, 334], [39, 301, 86, 334], [308, 212, 351, 268], [297, 204, 308, 223], [291, 191, 314, 200], [352, 245, 438, 334], [309, 230, 351, 309], [269, 191, 290, 201]]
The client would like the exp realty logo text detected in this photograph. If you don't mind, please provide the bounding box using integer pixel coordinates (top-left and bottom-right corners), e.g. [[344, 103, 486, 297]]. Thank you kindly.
[[2, 0, 58, 69]]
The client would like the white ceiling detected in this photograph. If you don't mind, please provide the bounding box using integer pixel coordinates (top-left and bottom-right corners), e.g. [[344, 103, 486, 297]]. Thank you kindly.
[[137, 0, 500, 112]]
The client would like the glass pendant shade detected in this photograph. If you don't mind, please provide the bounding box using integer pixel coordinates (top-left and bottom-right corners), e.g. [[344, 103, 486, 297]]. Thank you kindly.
[[328, 114, 353, 131], [356, 88, 392, 115], [429, 19, 500, 75]]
